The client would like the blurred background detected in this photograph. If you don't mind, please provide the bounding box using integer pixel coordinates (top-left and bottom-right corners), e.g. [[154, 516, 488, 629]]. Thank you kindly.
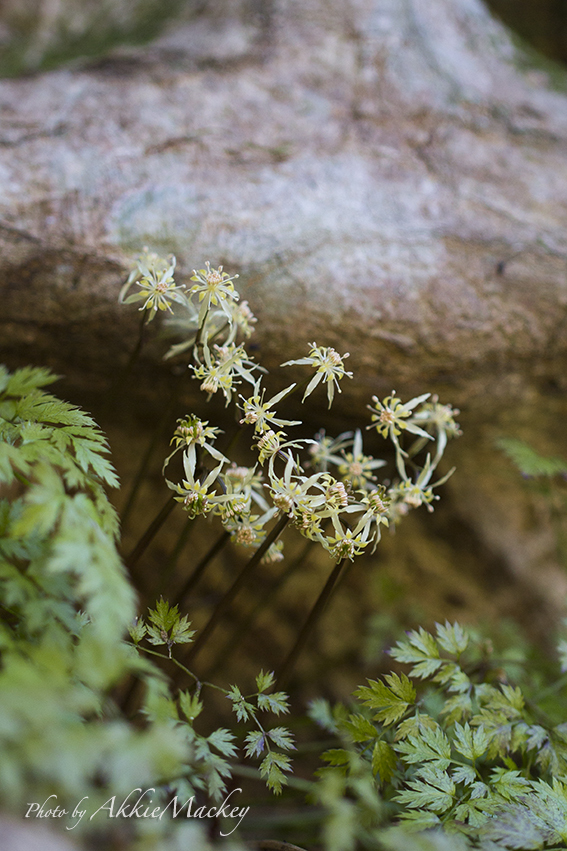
[[1, 1, 567, 846], [1, 0, 567, 741], [0, 0, 566, 77]]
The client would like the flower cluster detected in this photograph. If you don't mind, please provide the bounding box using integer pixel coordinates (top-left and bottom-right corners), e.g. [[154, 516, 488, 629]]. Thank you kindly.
[[120, 252, 462, 565]]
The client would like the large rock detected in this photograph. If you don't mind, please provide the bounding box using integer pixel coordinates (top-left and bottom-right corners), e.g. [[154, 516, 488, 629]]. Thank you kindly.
[[1, 0, 566, 392], [1, 0, 567, 645]]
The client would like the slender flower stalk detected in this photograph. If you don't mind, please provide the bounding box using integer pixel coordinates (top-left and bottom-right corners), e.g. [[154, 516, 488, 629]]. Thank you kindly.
[[276, 558, 348, 690], [183, 513, 290, 667], [124, 495, 177, 574], [174, 530, 231, 607], [120, 387, 179, 531], [204, 539, 316, 679], [151, 516, 195, 594]]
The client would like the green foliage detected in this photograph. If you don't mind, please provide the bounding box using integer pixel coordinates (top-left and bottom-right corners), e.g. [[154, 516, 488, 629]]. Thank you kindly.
[[144, 598, 196, 655], [0, 366, 189, 822], [0, 364, 293, 848], [12, 251, 567, 851], [498, 436, 567, 579], [314, 621, 567, 850], [498, 438, 567, 478], [226, 675, 295, 794]]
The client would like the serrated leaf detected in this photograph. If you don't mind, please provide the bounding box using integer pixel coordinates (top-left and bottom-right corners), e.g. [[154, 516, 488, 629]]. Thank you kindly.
[[322, 749, 350, 766], [148, 598, 179, 632], [470, 781, 489, 799], [342, 713, 379, 743], [384, 672, 417, 702], [372, 740, 397, 784], [490, 768, 530, 800], [256, 669, 276, 693], [267, 726, 295, 751], [526, 725, 548, 751], [498, 437, 567, 478], [354, 673, 415, 725], [395, 724, 451, 770], [256, 691, 290, 715], [394, 770, 455, 813], [395, 713, 439, 741], [259, 751, 292, 794], [207, 728, 238, 758], [452, 765, 476, 786], [440, 693, 472, 724], [179, 690, 203, 723], [128, 618, 147, 644], [4, 366, 58, 397], [390, 628, 443, 679], [227, 686, 256, 723], [244, 730, 265, 758], [435, 621, 469, 656], [500, 684, 525, 713], [454, 722, 489, 761], [454, 799, 494, 828], [146, 624, 169, 647], [169, 616, 195, 644]]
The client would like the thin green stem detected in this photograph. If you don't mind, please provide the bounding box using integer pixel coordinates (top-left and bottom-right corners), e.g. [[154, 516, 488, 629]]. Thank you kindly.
[[193, 306, 210, 353], [127, 307, 149, 369], [208, 320, 230, 346], [13, 471, 32, 487], [230, 763, 314, 795], [183, 513, 290, 667], [223, 421, 245, 457], [120, 639, 227, 716], [136, 645, 226, 693], [276, 557, 348, 690]]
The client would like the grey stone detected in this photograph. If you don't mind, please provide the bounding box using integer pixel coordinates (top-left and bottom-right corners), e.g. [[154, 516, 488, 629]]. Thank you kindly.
[[1, 0, 567, 638]]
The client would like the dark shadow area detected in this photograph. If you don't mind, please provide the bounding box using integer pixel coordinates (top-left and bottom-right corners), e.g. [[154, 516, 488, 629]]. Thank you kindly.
[[486, 0, 567, 65]]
